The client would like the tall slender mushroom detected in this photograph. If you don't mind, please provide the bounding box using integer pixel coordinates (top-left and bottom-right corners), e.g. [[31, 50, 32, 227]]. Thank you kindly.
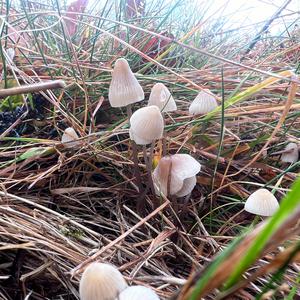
[[148, 83, 176, 155], [108, 58, 144, 191], [129, 105, 164, 197]]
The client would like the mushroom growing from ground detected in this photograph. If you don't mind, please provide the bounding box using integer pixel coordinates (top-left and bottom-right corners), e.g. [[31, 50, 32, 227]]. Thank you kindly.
[[152, 153, 201, 197], [129, 105, 164, 197], [148, 83, 177, 112], [189, 89, 218, 115], [108, 58, 145, 191], [148, 83, 176, 156], [281, 142, 299, 163], [244, 188, 279, 217], [61, 127, 81, 149], [117, 285, 160, 300], [79, 262, 127, 300]]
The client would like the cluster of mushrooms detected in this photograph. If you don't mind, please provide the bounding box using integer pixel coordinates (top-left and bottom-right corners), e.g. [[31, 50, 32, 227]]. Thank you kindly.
[[107, 58, 216, 198], [60, 58, 300, 299], [63, 58, 218, 199], [79, 262, 159, 300]]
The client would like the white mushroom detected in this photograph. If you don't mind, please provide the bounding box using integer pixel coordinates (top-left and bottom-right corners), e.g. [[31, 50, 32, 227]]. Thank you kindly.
[[189, 89, 218, 115], [79, 262, 127, 300], [244, 188, 279, 217], [108, 58, 144, 108], [117, 285, 160, 300], [153, 154, 201, 197], [281, 142, 299, 163], [148, 83, 177, 112], [129, 106, 164, 145], [61, 127, 81, 149]]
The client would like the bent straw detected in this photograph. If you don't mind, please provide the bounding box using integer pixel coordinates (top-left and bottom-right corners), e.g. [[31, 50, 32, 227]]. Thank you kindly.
[[0, 80, 66, 98]]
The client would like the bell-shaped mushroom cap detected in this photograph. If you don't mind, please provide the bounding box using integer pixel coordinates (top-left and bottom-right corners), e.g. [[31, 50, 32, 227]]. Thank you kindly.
[[189, 89, 218, 115], [61, 127, 81, 149], [148, 83, 177, 112], [108, 58, 144, 107], [79, 262, 127, 300], [244, 188, 279, 217], [117, 285, 160, 300], [281, 142, 299, 163], [153, 154, 201, 196], [129, 105, 164, 145]]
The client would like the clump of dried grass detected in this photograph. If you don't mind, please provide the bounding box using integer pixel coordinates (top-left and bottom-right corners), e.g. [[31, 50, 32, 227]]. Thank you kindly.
[[0, 0, 299, 299]]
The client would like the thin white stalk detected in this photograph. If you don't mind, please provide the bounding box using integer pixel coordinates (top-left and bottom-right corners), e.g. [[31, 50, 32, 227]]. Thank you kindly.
[[127, 104, 143, 192]]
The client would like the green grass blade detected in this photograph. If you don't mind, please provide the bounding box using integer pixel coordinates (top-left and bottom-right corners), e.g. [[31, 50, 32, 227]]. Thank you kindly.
[[188, 177, 300, 299], [223, 177, 300, 289]]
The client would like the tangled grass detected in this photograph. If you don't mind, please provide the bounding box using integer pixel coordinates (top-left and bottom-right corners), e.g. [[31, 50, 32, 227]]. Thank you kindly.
[[0, 0, 299, 299]]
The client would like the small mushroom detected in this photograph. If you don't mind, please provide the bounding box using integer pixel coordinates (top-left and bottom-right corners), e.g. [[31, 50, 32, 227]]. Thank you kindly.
[[108, 58, 144, 108], [129, 105, 164, 145], [117, 285, 160, 300], [108, 58, 144, 191], [79, 262, 127, 300], [189, 89, 218, 115], [153, 154, 201, 197], [61, 127, 81, 149], [244, 188, 279, 217], [148, 83, 177, 112], [281, 142, 299, 163]]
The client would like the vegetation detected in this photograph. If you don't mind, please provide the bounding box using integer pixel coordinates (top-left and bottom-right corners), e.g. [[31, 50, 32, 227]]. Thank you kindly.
[[0, 0, 299, 299]]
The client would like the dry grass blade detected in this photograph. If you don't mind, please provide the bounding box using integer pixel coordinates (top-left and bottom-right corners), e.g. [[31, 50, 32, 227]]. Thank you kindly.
[[0, 1, 300, 299]]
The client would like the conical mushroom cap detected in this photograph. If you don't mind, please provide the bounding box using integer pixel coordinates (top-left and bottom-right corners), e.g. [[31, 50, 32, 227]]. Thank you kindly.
[[108, 58, 144, 107], [153, 154, 201, 196], [129, 106, 164, 145], [244, 188, 279, 217], [189, 89, 218, 115], [148, 83, 177, 112], [61, 127, 81, 149], [281, 142, 299, 163], [79, 262, 127, 300], [117, 285, 160, 300]]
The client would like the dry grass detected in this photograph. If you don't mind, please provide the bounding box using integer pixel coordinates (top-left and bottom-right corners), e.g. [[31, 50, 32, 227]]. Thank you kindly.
[[0, 0, 299, 299]]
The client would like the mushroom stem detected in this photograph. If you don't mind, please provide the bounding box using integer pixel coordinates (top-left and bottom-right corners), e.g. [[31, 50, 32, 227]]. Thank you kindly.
[[142, 144, 156, 196], [126, 104, 143, 192]]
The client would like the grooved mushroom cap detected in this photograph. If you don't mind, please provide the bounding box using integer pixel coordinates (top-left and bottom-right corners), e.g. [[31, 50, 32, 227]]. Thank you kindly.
[[79, 262, 127, 300], [148, 83, 177, 112], [117, 285, 160, 300], [108, 58, 144, 107], [244, 188, 279, 217], [61, 127, 81, 149], [153, 154, 201, 197], [189, 89, 218, 115], [281, 142, 299, 163], [129, 105, 164, 145]]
